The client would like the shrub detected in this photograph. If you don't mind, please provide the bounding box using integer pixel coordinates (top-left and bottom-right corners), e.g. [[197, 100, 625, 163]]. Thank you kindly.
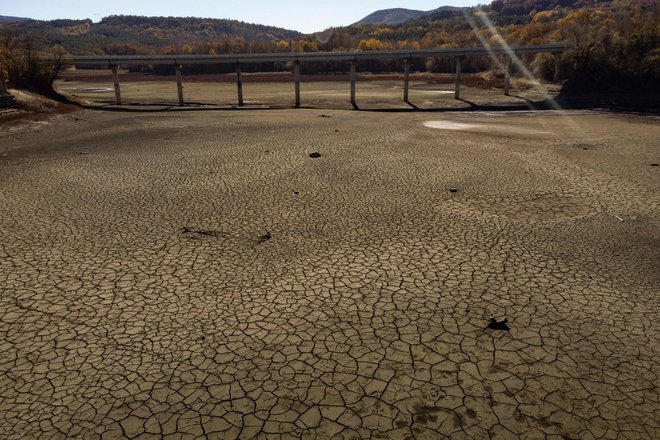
[[0, 33, 67, 94]]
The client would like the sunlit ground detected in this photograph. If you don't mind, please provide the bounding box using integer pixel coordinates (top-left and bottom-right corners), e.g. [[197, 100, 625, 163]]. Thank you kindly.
[[54, 70, 560, 111], [1, 75, 659, 439]]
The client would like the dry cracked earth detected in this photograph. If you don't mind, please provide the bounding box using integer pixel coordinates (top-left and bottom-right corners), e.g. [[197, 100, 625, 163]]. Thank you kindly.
[[0, 108, 659, 439]]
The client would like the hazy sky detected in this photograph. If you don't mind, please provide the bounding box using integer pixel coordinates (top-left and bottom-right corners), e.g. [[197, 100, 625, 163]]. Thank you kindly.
[[1, 1, 482, 33]]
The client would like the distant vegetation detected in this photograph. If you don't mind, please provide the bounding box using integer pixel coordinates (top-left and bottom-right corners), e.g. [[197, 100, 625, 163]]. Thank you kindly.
[[0, 16, 301, 55], [0, 0, 658, 92], [0, 16, 30, 24], [0, 32, 65, 94]]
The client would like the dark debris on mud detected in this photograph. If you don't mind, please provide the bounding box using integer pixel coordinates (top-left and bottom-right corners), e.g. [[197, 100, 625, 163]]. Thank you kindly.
[[488, 317, 510, 332], [180, 226, 225, 238]]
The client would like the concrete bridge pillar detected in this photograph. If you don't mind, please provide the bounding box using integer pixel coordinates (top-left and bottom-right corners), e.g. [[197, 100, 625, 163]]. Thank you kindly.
[[175, 64, 184, 107], [553, 54, 561, 83], [454, 57, 463, 100], [403, 58, 410, 102], [504, 55, 513, 96], [0, 62, 7, 93], [111, 65, 122, 105], [350, 60, 357, 109], [294, 61, 301, 108], [236, 62, 244, 107]]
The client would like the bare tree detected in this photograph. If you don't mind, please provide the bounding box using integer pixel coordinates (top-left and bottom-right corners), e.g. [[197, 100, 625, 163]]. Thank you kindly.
[[48, 45, 69, 86]]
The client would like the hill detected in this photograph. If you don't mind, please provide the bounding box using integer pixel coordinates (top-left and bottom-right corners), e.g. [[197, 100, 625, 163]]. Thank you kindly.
[[354, 6, 461, 25], [0, 0, 657, 92], [491, 0, 615, 16], [354, 8, 428, 25], [0, 15, 30, 23], [0, 15, 302, 55]]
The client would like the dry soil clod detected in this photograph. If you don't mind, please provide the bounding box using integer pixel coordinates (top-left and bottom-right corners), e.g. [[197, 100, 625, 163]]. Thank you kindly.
[[488, 317, 510, 331]]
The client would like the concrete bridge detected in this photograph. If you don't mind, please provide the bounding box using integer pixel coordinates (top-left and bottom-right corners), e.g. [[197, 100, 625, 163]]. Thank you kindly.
[[59, 45, 566, 108]]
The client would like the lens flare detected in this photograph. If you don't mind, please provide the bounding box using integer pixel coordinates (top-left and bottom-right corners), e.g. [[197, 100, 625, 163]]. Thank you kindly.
[[462, 7, 585, 136], [315, 29, 334, 45]]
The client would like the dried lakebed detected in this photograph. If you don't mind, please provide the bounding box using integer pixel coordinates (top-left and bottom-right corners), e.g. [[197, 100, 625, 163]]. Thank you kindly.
[[1, 108, 659, 439]]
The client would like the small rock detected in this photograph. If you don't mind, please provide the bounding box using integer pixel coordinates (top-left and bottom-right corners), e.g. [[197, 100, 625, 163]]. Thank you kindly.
[[449, 187, 458, 193], [79, 151, 90, 155], [488, 317, 510, 332], [309, 153, 322, 159], [293, 191, 300, 195], [260, 232, 272, 243], [651, 163, 659, 167]]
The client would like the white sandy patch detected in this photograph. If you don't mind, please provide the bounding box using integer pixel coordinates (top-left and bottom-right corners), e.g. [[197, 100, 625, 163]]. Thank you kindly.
[[423, 121, 478, 130], [423, 120, 552, 135]]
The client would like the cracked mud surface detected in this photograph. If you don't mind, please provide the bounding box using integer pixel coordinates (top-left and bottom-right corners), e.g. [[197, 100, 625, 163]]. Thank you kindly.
[[1, 109, 659, 439]]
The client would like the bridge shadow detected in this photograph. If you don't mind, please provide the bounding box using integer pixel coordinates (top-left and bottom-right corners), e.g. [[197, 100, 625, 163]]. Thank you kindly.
[[365, 97, 544, 113], [74, 95, 660, 115], [82, 98, 543, 114], [404, 100, 419, 110]]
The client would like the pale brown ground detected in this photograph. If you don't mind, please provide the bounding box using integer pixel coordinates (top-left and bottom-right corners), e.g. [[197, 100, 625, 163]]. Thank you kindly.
[[53, 70, 554, 111], [0, 78, 659, 440]]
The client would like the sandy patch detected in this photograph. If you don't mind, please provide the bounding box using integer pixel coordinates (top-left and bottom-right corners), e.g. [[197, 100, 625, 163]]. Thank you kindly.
[[423, 119, 552, 135]]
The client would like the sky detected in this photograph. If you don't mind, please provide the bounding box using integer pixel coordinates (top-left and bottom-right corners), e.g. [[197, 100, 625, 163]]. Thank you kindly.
[[0, 0, 482, 33]]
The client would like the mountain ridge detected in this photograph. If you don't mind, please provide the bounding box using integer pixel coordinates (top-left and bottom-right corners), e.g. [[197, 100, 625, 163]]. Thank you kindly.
[[0, 15, 302, 54], [0, 15, 31, 23], [354, 6, 460, 26], [354, 8, 428, 25]]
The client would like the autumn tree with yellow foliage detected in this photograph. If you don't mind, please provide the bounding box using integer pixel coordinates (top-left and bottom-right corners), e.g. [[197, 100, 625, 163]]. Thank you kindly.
[[0, 0, 657, 91]]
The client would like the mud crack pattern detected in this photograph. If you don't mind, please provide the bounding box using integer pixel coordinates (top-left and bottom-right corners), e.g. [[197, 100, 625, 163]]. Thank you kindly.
[[1, 109, 659, 439]]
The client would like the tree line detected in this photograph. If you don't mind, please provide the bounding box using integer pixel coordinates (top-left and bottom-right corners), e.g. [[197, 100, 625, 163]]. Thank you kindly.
[[1, 0, 658, 92]]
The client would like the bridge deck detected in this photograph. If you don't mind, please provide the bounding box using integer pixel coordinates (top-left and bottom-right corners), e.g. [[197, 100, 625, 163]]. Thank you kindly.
[[61, 45, 566, 66]]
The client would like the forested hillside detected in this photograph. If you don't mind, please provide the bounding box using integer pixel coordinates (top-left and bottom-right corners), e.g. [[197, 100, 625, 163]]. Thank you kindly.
[[0, 16, 30, 24], [307, 0, 658, 90], [1, 0, 658, 92], [0, 15, 301, 55]]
